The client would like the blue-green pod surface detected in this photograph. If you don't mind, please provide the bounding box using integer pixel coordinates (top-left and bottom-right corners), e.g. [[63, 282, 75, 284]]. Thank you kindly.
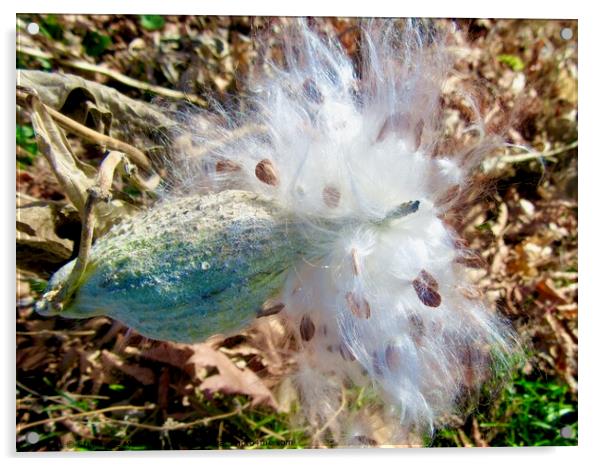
[[36, 190, 309, 342]]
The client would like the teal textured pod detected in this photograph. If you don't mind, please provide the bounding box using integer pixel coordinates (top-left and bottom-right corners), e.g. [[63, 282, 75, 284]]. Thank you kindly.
[[38, 190, 308, 343]]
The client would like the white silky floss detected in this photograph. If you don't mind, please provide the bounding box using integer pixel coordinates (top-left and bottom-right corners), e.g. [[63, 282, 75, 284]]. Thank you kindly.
[[40, 19, 519, 446], [175, 20, 518, 444]]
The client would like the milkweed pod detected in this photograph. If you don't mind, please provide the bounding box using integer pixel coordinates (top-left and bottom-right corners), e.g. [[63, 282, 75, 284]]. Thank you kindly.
[[36, 190, 309, 343]]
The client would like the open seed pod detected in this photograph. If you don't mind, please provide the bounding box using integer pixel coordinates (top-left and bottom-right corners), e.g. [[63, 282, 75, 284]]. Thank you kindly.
[[34, 19, 521, 445]]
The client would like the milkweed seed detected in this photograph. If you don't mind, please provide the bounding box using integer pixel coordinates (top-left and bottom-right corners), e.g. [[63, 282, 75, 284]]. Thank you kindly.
[[322, 185, 341, 208], [303, 78, 324, 104], [385, 344, 402, 371], [413, 119, 424, 151], [412, 271, 442, 307], [454, 237, 469, 249], [454, 254, 486, 269], [376, 113, 410, 143], [256, 302, 285, 318], [354, 435, 378, 447], [300, 314, 316, 341], [339, 343, 356, 361], [372, 351, 384, 375], [345, 292, 371, 318], [418, 270, 439, 291], [408, 313, 426, 343], [458, 286, 483, 300], [350, 248, 360, 276], [255, 159, 279, 186], [215, 159, 241, 173]]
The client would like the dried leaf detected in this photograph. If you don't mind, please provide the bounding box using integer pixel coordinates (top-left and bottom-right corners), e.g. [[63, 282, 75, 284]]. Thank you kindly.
[[101, 350, 156, 385], [18, 69, 177, 150], [187, 343, 277, 409], [29, 95, 94, 212], [535, 279, 569, 304], [16, 194, 75, 273], [24, 93, 138, 233], [140, 341, 193, 368]]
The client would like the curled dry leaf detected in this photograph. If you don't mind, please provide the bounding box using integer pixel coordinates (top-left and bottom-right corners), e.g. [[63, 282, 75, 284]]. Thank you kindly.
[[16, 194, 75, 273], [23, 90, 139, 236], [18, 70, 178, 151], [187, 343, 277, 409], [140, 341, 195, 368], [28, 94, 95, 213]]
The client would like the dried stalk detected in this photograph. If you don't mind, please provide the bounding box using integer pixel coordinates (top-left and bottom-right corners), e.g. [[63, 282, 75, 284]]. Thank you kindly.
[[93, 402, 251, 433], [17, 404, 154, 433], [49, 151, 133, 311]]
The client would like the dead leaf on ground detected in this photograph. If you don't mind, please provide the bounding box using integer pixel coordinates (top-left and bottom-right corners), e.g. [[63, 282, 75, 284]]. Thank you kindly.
[[100, 349, 156, 386], [187, 343, 277, 409], [16, 193, 75, 274]]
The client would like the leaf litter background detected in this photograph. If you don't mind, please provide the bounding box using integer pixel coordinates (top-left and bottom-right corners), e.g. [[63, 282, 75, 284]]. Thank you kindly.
[[16, 15, 577, 450]]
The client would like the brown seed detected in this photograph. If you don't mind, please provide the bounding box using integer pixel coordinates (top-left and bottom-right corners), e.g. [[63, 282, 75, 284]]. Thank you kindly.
[[322, 185, 341, 208], [350, 248, 360, 276], [339, 343, 356, 361], [385, 344, 402, 371], [458, 285, 483, 300], [299, 314, 316, 341], [418, 270, 439, 291], [255, 159, 279, 186], [372, 351, 383, 375], [303, 78, 323, 104], [256, 302, 285, 318], [345, 292, 371, 318], [408, 313, 425, 336], [412, 272, 442, 308], [408, 313, 425, 346], [413, 119, 424, 151], [454, 237, 469, 249], [215, 159, 241, 173], [376, 113, 410, 143], [354, 435, 378, 447], [454, 253, 486, 269], [459, 347, 477, 387], [376, 113, 423, 151]]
